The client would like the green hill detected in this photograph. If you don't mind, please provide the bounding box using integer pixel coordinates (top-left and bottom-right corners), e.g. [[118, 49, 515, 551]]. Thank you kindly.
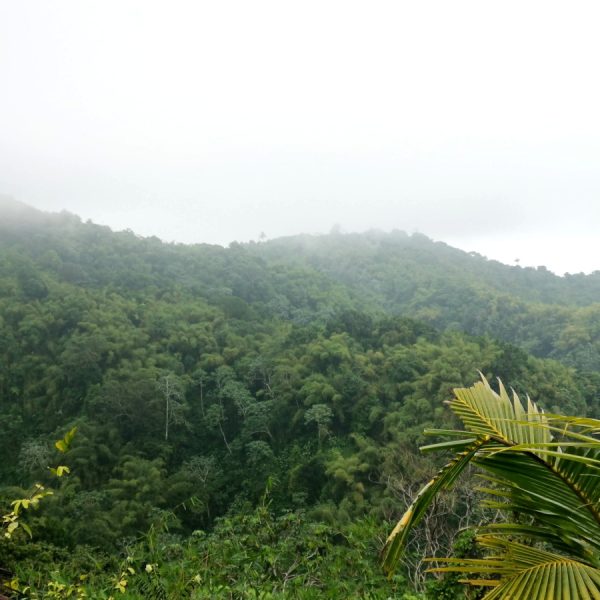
[[0, 200, 598, 597]]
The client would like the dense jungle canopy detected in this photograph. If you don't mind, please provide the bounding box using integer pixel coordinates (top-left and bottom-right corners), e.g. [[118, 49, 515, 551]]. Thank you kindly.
[[1, 197, 599, 598]]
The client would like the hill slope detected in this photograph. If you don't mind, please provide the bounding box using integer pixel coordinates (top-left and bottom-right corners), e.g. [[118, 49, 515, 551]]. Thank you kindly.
[[0, 200, 598, 596]]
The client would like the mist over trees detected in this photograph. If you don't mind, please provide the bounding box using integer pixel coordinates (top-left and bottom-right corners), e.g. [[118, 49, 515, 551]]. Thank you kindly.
[[0, 199, 598, 598]]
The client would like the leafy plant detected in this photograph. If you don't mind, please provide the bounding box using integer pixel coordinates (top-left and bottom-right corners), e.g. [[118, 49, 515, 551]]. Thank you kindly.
[[2, 427, 76, 542], [382, 376, 600, 599]]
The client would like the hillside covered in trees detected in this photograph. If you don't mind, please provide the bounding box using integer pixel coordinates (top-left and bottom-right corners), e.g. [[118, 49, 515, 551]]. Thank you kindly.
[[1, 198, 599, 598]]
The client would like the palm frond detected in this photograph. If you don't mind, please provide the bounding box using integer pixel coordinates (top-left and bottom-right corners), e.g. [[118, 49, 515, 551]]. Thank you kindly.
[[382, 375, 600, 598], [429, 538, 600, 599], [381, 435, 492, 575], [450, 376, 550, 446], [475, 448, 600, 559], [476, 538, 600, 600]]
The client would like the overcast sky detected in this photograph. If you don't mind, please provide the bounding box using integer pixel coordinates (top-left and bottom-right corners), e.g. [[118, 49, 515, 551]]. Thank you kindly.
[[1, 1, 599, 274]]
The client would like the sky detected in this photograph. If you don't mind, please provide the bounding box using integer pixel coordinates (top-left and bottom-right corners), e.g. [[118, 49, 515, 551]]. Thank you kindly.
[[1, 1, 599, 275]]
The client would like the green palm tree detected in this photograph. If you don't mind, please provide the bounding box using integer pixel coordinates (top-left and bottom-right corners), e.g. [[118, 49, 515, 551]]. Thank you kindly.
[[382, 376, 600, 599]]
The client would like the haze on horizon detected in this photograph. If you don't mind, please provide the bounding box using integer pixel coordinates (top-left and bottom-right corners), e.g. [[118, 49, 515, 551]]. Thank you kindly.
[[1, 1, 599, 275]]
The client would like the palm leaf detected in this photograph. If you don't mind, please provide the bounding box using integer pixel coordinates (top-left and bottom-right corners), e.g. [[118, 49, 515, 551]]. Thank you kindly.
[[382, 375, 600, 598], [429, 537, 600, 600], [450, 376, 550, 446], [381, 435, 492, 574]]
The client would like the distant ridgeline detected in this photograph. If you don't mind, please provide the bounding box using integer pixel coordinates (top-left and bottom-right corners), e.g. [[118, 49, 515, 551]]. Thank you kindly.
[[0, 198, 598, 595]]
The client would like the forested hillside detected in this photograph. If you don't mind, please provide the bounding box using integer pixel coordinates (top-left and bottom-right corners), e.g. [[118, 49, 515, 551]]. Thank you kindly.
[[1, 199, 598, 598], [251, 232, 600, 370]]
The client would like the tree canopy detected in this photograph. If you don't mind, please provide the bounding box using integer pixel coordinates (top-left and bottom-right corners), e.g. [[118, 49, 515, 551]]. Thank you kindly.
[[0, 200, 598, 597]]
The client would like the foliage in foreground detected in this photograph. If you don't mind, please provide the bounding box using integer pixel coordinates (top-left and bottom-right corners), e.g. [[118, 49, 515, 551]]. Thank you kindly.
[[8, 503, 413, 599], [383, 377, 600, 599]]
